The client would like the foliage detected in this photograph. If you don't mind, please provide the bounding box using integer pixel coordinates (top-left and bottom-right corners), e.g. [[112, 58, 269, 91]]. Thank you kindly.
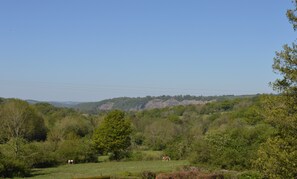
[[92, 110, 132, 160], [254, 1, 297, 178], [189, 98, 274, 170], [287, 0, 297, 30], [255, 137, 297, 178], [141, 171, 156, 179], [25, 141, 59, 168], [237, 171, 262, 179], [164, 136, 192, 160], [144, 120, 179, 150], [254, 96, 297, 178], [128, 150, 163, 161], [0, 99, 99, 177], [57, 138, 97, 163], [0, 156, 30, 178], [74, 95, 253, 113], [33, 102, 80, 129], [0, 95, 277, 176], [0, 139, 32, 177], [53, 116, 93, 139], [0, 99, 47, 142], [272, 43, 297, 94], [199, 99, 239, 114], [188, 139, 211, 165], [0, 97, 4, 104]]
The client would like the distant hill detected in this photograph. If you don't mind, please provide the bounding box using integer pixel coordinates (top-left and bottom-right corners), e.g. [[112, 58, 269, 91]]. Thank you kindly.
[[73, 95, 257, 113], [0, 95, 258, 113], [26, 100, 80, 108]]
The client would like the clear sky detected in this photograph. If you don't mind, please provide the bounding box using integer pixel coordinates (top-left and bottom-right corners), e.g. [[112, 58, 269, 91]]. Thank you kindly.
[[0, 0, 295, 102]]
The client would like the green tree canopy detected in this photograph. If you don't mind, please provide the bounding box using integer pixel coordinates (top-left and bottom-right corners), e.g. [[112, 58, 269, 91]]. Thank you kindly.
[[255, 1, 297, 178], [92, 110, 132, 160], [0, 99, 47, 142], [287, 0, 297, 30]]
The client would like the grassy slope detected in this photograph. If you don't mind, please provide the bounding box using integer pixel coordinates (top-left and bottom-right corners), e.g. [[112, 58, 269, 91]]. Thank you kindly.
[[19, 160, 188, 179]]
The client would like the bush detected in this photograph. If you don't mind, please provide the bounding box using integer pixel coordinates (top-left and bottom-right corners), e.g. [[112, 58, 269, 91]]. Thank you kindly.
[[24, 141, 59, 168], [237, 171, 263, 179], [129, 151, 143, 161], [0, 139, 32, 177], [128, 151, 163, 161], [57, 138, 97, 163], [164, 138, 191, 160], [0, 157, 30, 178], [141, 171, 156, 179], [0, 140, 59, 171], [108, 150, 131, 161], [156, 170, 224, 179], [188, 140, 211, 164]]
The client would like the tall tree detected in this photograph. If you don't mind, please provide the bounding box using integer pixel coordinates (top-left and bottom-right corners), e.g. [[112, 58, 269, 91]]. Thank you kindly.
[[92, 110, 132, 160], [0, 99, 47, 157], [255, 1, 297, 178], [0, 99, 46, 142]]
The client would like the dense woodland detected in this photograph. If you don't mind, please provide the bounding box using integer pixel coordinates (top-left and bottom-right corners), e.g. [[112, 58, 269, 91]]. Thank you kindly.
[[0, 94, 287, 178]]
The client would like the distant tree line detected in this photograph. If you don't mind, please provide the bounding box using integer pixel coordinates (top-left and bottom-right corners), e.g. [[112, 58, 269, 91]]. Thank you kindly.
[[74, 94, 255, 114]]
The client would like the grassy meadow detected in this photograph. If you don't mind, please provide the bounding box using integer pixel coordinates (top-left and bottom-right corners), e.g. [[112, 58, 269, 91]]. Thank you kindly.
[[16, 160, 189, 179]]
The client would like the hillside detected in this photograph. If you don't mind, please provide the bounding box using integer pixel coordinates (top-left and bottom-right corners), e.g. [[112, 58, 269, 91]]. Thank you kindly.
[[26, 100, 80, 108], [73, 95, 256, 113], [1, 95, 257, 113]]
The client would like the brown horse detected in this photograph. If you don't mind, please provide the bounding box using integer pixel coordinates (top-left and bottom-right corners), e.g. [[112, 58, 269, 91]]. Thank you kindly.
[[162, 155, 171, 161]]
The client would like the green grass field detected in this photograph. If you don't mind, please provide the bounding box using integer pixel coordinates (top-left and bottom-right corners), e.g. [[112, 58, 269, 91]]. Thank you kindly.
[[17, 160, 189, 179]]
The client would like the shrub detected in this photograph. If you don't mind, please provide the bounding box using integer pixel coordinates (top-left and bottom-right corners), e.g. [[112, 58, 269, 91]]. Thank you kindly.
[[141, 171, 156, 179], [237, 171, 263, 179], [0, 157, 30, 178], [164, 138, 191, 160], [155, 170, 224, 179], [108, 150, 131, 161], [24, 141, 59, 168], [128, 151, 163, 161], [57, 138, 97, 163], [129, 151, 143, 161]]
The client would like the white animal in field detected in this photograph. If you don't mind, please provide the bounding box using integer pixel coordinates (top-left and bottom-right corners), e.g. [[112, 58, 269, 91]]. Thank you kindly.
[[67, 159, 74, 164]]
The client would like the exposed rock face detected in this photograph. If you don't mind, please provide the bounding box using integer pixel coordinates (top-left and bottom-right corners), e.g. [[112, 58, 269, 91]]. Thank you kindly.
[[97, 98, 208, 111], [181, 100, 209, 105], [145, 99, 167, 109], [144, 98, 208, 110], [75, 95, 236, 113], [98, 102, 114, 111]]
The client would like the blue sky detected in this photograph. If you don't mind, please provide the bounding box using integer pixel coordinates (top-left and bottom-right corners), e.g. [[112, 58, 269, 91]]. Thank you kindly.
[[0, 0, 295, 101]]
